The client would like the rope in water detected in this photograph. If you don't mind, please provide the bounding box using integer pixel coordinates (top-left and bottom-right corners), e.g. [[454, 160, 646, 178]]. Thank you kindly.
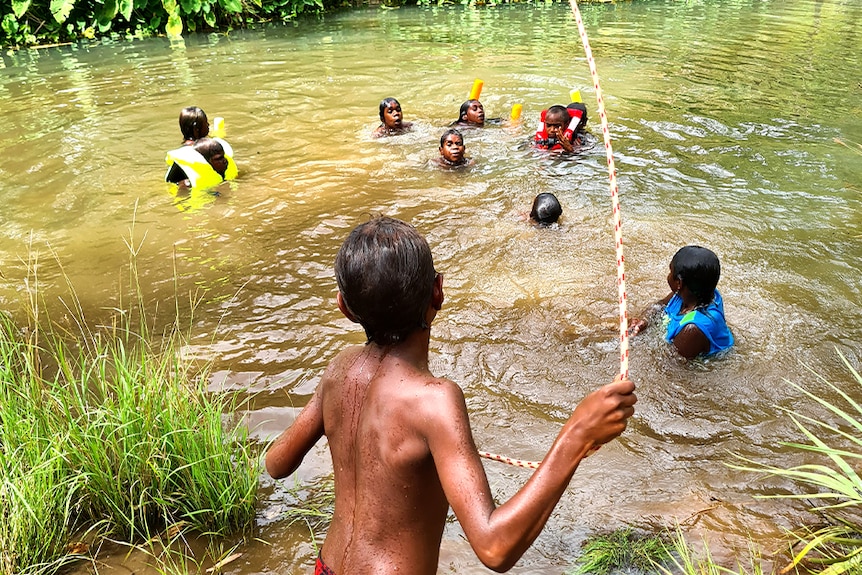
[[478, 0, 628, 470]]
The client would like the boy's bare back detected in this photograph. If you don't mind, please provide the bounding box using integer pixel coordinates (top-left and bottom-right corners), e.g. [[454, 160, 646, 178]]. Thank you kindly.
[[266, 217, 636, 575]]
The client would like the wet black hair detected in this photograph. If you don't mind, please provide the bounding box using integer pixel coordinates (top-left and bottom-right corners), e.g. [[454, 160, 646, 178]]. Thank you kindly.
[[335, 217, 437, 345], [457, 99, 481, 122], [530, 192, 562, 225], [670, 245, 721, 306], [179, 106, 208, 142], [379, 97, 401, 122], [566, 102, 588, 134], [545, 105, 570, 126], [193, 137, 227, 176], [439, 128, 464, 147], [193, 137, 224, 161]]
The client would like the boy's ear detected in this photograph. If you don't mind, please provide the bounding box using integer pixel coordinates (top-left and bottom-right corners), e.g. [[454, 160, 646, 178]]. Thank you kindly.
[[337, 292, 359, 323], [432, 273, 444, 311]]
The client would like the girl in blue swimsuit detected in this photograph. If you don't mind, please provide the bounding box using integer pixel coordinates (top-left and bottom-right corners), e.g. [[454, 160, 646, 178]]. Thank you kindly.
[[629, 245, 734, 359]]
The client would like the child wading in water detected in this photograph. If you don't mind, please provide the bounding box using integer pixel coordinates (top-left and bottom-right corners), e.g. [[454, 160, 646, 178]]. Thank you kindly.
[[530, 192, 563, 225], [266, 216, 637, 575], [629, 245, 734, 359], [373, 97, 413, 138], [433, 128, 473, 169]]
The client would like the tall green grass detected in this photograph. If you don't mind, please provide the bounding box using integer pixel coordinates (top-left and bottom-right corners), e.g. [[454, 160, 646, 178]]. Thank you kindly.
[[0, 245, 259, 575]]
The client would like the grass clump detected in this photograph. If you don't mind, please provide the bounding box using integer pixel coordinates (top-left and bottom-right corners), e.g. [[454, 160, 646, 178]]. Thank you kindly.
[[658, 529, 765, 575], [0, 246, 259, 575], [570, 528, 671, 575]]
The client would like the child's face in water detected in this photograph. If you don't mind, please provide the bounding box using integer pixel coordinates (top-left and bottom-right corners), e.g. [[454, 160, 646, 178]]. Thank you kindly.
[[382, 102, 403, 129], [463, 102, 485, 124], [210, 152, 228, 177], [439, 133, 465, 164], [545, 111, 568, 138]]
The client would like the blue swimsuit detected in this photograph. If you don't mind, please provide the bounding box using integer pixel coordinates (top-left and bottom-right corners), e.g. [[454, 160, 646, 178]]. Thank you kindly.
[[663, 290, 734, 356]]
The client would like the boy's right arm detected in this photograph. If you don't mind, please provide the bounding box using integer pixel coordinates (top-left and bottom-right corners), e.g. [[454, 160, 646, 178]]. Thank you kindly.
[[265, 385, 325, 479], [425, 375, 636, 572]]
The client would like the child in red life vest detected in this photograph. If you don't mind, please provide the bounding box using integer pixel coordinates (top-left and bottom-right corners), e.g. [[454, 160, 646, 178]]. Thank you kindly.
[[533, 103, 588, 152]]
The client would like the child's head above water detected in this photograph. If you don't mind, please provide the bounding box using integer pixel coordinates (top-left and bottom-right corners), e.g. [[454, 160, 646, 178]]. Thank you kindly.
[[544, 105, 570, 133], [179, 106, 209, 142], [669, 245, 721, 306], [335, 217, 438, 345], [379, 97, 404, 128], [530, 193, 562, 225], [457, 99, 485, 125], [438, 128, 466, 165], [193, 137, 228, 177]]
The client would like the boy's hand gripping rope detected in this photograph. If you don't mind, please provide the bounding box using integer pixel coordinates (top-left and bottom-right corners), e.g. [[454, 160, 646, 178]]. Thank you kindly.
[[478, 0, 628, 470]]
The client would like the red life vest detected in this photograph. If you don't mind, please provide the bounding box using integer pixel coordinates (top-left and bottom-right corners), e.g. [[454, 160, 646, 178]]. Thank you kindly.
[[534, 105, 586, 150]]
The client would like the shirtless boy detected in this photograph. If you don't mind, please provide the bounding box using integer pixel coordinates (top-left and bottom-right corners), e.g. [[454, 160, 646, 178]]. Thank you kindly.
[[266, 216, 637, 575]]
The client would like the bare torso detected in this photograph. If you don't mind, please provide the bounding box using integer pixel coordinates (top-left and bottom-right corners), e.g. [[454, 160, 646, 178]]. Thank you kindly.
[[319, 344, 452, 575]]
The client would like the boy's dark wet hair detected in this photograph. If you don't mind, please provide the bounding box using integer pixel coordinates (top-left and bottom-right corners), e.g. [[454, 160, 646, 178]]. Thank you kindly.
[[335, 217, 437, 346], [566, 102, 588, 134], [193, 137, 224, 162], [379, 97, 400, 122], [439, 128, 464, 147], [671, 245, 721, 306], [530, 193, 562, 225], [545, 105, 570, 125], [179, 106, 208, 141]]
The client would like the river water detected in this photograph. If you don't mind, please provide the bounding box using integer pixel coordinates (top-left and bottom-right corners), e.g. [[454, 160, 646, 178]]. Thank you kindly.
[[2, 0, 862, 573]]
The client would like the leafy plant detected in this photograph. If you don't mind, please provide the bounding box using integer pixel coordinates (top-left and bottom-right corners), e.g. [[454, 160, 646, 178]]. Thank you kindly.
[[729, 350, 862, 575]]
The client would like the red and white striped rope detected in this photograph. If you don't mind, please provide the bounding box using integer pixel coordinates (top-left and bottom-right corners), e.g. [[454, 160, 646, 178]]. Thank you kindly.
[[478, 451, 540, 469], [479, 0, 628, 469], [568, 0, 629, 378]]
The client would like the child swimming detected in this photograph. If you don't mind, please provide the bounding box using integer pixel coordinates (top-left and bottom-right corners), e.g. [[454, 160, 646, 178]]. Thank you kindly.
[[433, 128, 474, 169], [373, 97, 413, 138], [166, 137, 236, 190], [533, 103, 588, 152], [530, 192, 562, 225], [165, 106, 236, 187], [629, 245, 734, 359], [449, 99, 502, 128]]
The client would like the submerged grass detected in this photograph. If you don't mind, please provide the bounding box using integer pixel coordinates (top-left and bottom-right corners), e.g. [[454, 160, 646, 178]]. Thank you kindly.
[[658, 529, 766, 575], [0, 237, 259, 575], [282, 476, 335, 547], [569, 528, 671, 575]]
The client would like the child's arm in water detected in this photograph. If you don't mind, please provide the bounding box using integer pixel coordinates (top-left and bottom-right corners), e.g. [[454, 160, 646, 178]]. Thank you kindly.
[[628, 293, 673, 336], [265, 376, 325, 480], [428, 374, 636, 571], [629, 293, 711, 359]]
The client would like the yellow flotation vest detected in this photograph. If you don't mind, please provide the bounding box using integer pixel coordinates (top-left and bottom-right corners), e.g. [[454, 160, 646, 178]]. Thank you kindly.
[[164, 138, 237, 189]]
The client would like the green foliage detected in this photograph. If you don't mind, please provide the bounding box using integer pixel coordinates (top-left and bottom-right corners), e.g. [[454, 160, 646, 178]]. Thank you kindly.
[[0, 245, 259, 575], [657, 529, 766, 575], [569, 528, 671, 575], [729, 350, 862, 575]]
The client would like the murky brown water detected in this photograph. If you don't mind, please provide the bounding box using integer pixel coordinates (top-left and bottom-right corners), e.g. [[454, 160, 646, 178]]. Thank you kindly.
[[2, 0, 862, 572]]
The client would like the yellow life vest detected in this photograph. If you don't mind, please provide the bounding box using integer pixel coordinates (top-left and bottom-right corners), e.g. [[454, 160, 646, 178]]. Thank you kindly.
[[164, 139, 237, 189]]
